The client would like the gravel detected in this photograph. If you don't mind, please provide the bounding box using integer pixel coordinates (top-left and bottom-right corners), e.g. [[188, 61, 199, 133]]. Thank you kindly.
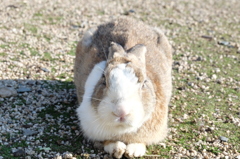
[[13, 149, 25, 157], [0, 0, 239, 158], [17, 86, 32, 93], [220, 136, 229, 142], [0, 87, 17, 97]]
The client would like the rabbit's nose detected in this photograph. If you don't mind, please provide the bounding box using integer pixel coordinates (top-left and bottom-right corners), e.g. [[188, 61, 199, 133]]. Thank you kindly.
[[112, 107, 130, 119]]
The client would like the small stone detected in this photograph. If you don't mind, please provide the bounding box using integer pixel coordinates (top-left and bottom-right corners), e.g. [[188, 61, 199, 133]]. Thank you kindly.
[[159, 143, 166, 148], [211, 74, 217, 80], [26, 80, 36, 85], [22, 123, 33, 128], [80, 21, 88, 28], [196, 76, 205, 80], [53, 153, 62, 159], [23, 129, 38, 136], [103, 154, 113, 159], [0, 87, 17, 98], [128, 9, 135, 13], [13, 149, 25, 157], [188, 82, 194, 87], [11, 148, 17, 153], [90, 154, 96, 158], [201, 35, 213, 40], [94, 141, 104, 150], [17, 87, 31, 93], [196, 56, 202, 61], [71, 126, 77, 130], [218, 41, 230, 46], [220, 136, 228, 142], [124, 9, 136, 15], [62, 151, 73, 159], [39, 147, 51, 152], [215, 68, 221, 73], [183, 114, 189, 119], [81, 153, 90, 158], [41, 68, 50, 72]]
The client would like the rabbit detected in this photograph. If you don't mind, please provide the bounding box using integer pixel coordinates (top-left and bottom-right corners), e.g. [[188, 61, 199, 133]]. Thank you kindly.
[[74, 16, 172, 158]]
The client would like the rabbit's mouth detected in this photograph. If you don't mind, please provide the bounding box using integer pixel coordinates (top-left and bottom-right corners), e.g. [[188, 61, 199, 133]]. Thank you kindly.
[[115, 116, 127, 123], [115, 122, 133, 129], [113, 116, 136, 129]]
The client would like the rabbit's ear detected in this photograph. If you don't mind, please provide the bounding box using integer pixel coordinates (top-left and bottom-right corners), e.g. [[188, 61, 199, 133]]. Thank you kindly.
[[108, 42, 126, 60], [128, 44, 146, 64]]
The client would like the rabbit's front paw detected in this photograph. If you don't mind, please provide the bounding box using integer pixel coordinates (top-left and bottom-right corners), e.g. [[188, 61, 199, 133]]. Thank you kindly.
[[125, 143, 146, 158], [104, 141, 126, 159]]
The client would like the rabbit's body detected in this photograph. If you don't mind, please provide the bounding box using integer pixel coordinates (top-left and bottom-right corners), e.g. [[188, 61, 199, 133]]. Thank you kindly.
[[74, 17, 172, 158]]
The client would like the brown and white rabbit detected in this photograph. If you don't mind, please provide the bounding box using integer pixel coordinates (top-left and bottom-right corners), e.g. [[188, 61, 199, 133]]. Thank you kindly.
[[74, 17, 172, 158]]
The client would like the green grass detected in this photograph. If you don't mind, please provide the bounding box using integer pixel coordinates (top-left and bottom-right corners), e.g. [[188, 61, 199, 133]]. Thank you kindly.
[[0, 134, 28, 159], [33, 10, 63, 24], [43, 34, 51, 42], [67, 41, 78, 56], [97, 9, 105, 15], [29, 48, 40, 56], [146, 7, 240, 157], [42, 52, 54, 61], [43, 81, 75, 90], [47, 15, 63, 25], [24, 23, 38, 34], [33, 12, 43, 17], [147, 145, 173, 158], [0, 44, 10, 49], [36, 84, 83, 155], [0, 52, 7, 56]]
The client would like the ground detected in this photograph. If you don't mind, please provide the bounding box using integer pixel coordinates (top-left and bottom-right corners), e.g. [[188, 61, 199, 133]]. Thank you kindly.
[[0, 0, 239, 158]]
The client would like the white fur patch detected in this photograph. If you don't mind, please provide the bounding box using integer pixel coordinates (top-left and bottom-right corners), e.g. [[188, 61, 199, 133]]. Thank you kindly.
[[125, 143, 146, 158], [97, 64, 145, 135], [77, 62, 145, 141], [104, 141, 126, 158], [76, 61, 107, 139], [109, 64, 140, 96], [83, 61, 106, 98], [105, 64, 143, 120]]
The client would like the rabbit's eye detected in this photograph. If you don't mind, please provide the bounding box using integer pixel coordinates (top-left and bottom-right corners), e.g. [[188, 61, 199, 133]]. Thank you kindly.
[[142, 80, 147, 88], [102, 81, 106, 86], [102, 74, 106, 86]]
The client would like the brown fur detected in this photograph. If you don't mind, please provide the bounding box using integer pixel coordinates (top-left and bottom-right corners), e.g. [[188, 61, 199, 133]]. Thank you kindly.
[[74, 16, 172, 146]]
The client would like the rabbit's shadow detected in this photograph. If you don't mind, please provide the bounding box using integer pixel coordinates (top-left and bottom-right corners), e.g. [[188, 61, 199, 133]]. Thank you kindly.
[[0, 79, 95, 157]]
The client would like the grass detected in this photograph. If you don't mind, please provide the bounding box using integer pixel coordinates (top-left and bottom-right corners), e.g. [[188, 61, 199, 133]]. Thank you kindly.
[[68, 42, 78, 56], [37, 103, 83, 154], [42, 52, 54, 61], [146, 7, 240, 156], [24, 23, 38, 34], [0, 133, 28, 159], [147, 145, 173, 158], [0, 44, 9, 49], [43, 81, 75, 90], [33, 81, 87, 158], [0, 52, 7, 56]]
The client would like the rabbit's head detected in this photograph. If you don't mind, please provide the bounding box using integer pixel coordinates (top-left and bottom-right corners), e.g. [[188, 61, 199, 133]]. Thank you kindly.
[[92, 42, 156, 134]]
